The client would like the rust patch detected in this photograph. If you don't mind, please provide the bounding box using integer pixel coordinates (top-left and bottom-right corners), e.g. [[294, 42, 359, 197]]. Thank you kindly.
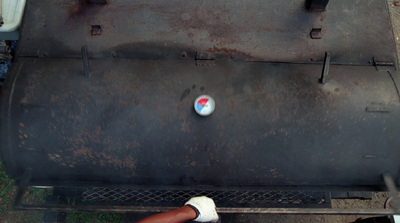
[[64, 0, 109, 16], [21, 72, 42, 104], [73, 146, 93, 158], [50, 95, 60, 102], [98, 152, 135, 169], [207, 46, 255, 59], [165, 5, 246, 45], [20, 97, 28, 104], [269, 168, 284, 179], [48, 153, 62, 162], [61, 0, 116, 32], [126, 141, 141, 149], [46, 114, 138, 171], [181, 120, 191, 133], [123, 156, 135, 169]]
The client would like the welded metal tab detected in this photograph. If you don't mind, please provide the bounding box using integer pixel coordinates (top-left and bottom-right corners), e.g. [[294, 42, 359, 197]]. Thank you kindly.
[[307, 0, 330, 12], [374, 55, 396, 71], [195, 52, 216, 66], [81, 46, 90, 77], [320, 52, 330, 84], [310, 28, 322, 39], [90, 25, 102, 36]]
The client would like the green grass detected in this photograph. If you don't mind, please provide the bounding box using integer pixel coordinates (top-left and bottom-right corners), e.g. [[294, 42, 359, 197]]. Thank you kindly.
[[0, 159, 44, 222], [0, 160, 16, 219], [0, 159, 125, 222], [67, 212, 124, 223], [25, 186, 49, 203]]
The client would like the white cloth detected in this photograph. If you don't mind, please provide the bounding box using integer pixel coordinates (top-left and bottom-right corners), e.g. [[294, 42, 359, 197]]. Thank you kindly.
[[185, 196, 219, 222]]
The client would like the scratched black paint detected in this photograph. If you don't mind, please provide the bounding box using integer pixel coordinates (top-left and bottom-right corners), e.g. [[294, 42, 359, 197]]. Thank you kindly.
[[1, 59, 399, 189]]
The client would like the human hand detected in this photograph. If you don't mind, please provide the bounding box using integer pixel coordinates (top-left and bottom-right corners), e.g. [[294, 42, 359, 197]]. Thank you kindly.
[[185, 196, 219, 222]]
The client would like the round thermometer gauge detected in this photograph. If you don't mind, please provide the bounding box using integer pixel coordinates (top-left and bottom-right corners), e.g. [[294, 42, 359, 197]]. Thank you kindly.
[[194, 95, 215, 116]]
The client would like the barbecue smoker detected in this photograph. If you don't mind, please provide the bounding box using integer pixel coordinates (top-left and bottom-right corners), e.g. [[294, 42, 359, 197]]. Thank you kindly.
[[1, 0, 400, 218]]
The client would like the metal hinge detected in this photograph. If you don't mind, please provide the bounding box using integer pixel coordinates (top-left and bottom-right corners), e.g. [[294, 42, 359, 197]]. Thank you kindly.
[[373, 55, 396, 71], [195, 52, 216, 67]]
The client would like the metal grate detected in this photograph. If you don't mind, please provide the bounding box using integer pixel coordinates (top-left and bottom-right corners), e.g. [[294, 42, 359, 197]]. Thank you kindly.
[[81, 188, 330, 208]]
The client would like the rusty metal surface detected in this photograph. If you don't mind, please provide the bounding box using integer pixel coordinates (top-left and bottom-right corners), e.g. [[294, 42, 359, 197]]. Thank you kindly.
[[1, 58, 400, 188], [17, 0, 397, 65]]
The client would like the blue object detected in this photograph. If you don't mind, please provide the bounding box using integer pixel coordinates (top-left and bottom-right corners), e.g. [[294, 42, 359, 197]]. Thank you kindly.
[[11, 40, 18, 51], [0, 61, 11, 79], [0, 41, 17, 79]]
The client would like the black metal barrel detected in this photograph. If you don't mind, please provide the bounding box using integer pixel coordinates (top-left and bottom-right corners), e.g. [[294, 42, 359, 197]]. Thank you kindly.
[[1, 0, 400, 191], [1, 58, 399, 189]]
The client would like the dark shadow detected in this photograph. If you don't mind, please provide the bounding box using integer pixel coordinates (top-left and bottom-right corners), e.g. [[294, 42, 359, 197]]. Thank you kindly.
[[305, 0, 329, 12]]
